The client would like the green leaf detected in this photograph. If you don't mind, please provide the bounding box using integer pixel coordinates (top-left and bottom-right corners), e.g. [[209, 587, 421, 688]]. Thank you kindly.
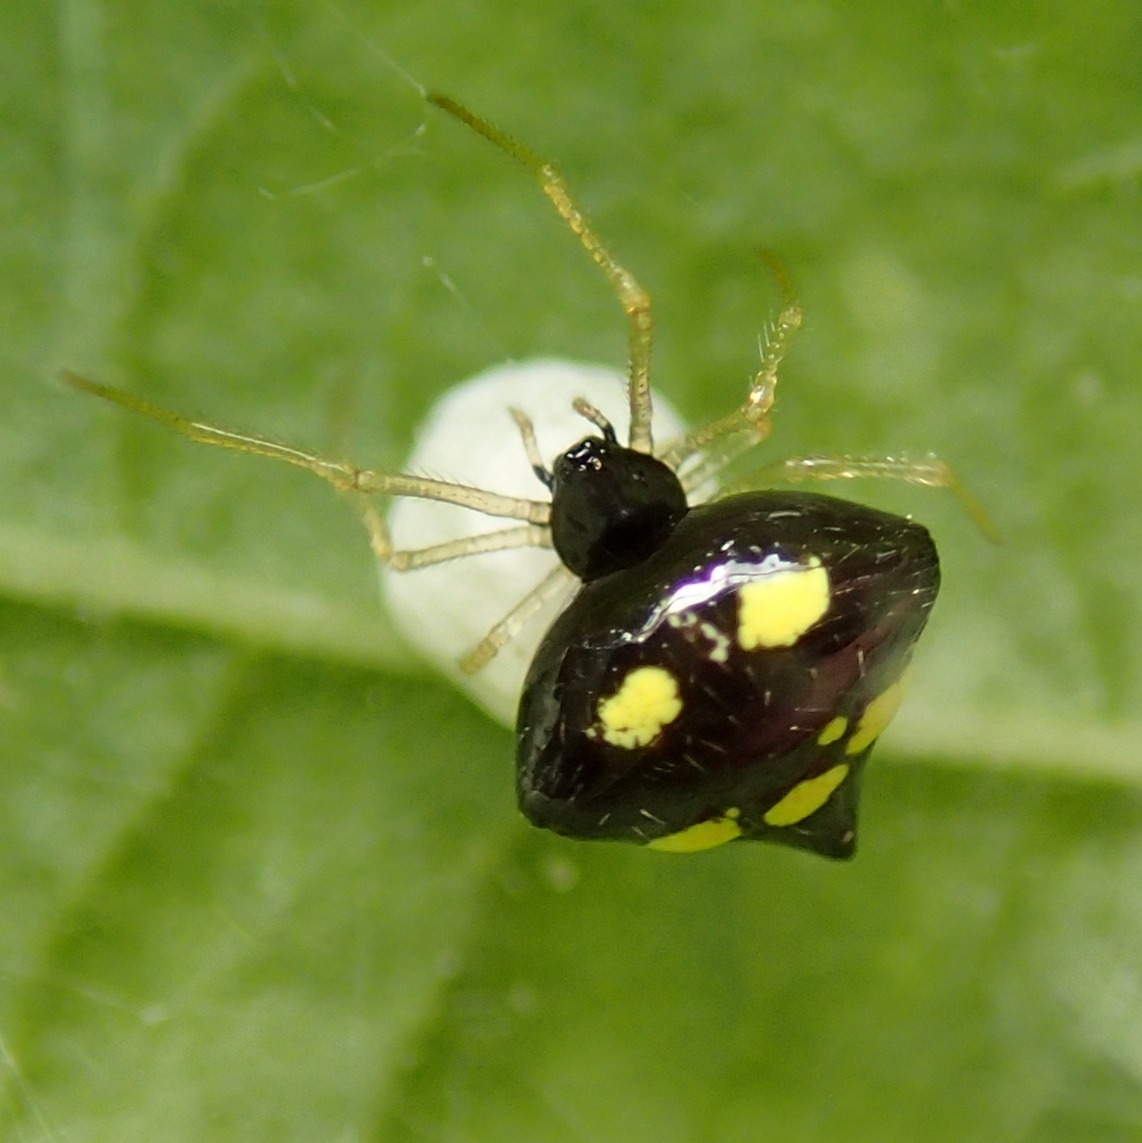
[[4, 1, 1142, 1139]]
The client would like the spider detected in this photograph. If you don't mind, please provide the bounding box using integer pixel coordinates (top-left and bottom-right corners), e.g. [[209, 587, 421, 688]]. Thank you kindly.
[[67, 93, 987, 856]]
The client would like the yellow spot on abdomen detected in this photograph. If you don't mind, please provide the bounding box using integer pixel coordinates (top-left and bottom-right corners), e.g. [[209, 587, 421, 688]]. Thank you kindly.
[[846, 671, 911, 755], [737, 557, 830, 650], [764, 764, 850, 827], [597, 665, 683, 749], [817, 715, 848, 745], [648, 809, 742, 852]]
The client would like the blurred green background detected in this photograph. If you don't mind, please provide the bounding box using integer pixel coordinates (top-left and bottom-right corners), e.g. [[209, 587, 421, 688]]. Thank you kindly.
[[2, 1, 1141, 1139]]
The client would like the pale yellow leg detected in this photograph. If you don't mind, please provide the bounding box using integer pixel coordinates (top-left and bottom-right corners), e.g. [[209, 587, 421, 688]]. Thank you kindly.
[[459, 564, 577, 675], [750, 454, 1000, 540], [63, 371, 551, 525], [428, 94, 655, 455], [359, 500, 552, 571], [658, 300, 802, 474]]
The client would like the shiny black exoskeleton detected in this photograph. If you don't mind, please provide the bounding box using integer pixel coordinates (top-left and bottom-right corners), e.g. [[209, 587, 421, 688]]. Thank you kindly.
[[517, 475, 939, 859]]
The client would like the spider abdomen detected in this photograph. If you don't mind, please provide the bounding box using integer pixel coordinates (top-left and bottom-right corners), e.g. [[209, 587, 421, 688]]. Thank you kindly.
[[516, 490, 940, 858]]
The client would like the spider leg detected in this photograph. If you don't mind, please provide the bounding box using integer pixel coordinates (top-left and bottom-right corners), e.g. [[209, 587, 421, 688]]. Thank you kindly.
[[658, 300, 802, 473], [459, 563, 577, 675], [738, 453, 1000, 540], [428, 94, 655, 456], [63, 371, 551, 525], [358, 500, 553, 571]]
